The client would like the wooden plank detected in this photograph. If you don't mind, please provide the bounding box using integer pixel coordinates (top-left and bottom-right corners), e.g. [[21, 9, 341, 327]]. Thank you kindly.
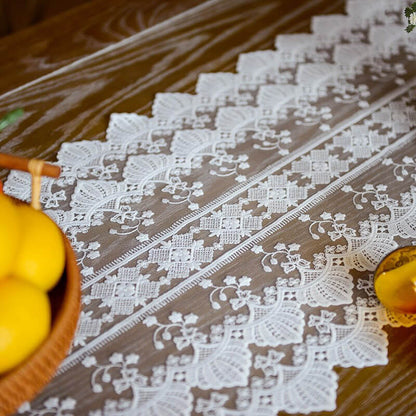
[[0, 0, 208, 94], [0, 0, 94, 34]]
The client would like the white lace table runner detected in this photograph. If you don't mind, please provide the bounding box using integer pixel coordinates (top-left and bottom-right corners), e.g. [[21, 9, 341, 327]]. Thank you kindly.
[[6, 0, 416, 414]]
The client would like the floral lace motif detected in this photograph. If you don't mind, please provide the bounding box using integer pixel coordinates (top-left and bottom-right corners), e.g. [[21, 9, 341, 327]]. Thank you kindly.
[[9, 0, 416, 415]]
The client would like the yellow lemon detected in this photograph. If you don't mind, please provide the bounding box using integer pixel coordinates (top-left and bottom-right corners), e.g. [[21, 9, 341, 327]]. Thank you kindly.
[[13, 204, 65, 291], [374, 247, 416, 314], [0, 278, 51, 374], [0, 194, 21, 279]]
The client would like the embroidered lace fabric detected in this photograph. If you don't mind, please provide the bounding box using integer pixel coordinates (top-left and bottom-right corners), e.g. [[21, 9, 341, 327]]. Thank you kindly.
[[6, 0, 416, 414]]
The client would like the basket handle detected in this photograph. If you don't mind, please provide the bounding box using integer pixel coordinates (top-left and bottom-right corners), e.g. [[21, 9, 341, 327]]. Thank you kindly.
[[0, 153, 61, 210]]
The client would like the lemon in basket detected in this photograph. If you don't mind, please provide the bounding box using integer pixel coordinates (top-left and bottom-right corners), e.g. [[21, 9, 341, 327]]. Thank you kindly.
[[0, 278, 51, 374], [13, 204, 65, 292]]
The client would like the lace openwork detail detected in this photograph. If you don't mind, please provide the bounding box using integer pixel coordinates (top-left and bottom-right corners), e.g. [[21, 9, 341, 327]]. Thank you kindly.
[[7, 0, 416, 414]]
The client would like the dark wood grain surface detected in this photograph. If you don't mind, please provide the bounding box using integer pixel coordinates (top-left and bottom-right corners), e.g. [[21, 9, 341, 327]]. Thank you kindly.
[[1, 0, 415, 414], [0, 0, 93, 35], [0, 0, 206, 94]]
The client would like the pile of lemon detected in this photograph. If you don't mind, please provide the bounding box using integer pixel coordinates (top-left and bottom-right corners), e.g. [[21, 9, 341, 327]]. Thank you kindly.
[[0, 193, 65, 374]]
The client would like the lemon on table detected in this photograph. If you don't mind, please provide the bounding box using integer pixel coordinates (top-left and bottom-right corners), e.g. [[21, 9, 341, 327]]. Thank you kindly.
[[0, 278, 51, 374], [13, 204, 65, 292], [0, 194, 21, 279], [374, 246, 416, 314]]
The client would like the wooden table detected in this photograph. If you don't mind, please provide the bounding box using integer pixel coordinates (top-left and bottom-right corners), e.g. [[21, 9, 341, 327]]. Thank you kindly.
[[1, 1, 415, 415]]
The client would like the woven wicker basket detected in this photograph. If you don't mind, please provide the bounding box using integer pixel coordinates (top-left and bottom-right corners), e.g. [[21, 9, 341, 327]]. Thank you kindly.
[[0, 156, 81, 416], [0, 229, 81, 416]]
